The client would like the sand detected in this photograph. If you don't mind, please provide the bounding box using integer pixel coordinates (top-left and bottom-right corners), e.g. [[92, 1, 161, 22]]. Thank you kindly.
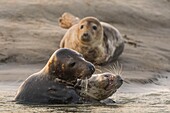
[[0, 0, 170, 112]]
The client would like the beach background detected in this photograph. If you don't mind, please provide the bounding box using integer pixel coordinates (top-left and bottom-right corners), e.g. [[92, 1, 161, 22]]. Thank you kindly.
[[0, 0, 170, 112]]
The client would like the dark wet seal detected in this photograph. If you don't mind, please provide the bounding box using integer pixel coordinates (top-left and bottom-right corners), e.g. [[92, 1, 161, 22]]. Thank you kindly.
[[14, 48, 95, 104]]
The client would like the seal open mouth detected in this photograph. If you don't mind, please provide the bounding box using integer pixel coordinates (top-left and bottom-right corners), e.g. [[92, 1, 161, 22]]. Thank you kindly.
[[104, 75, 115, 91], [104, 74, 123, 91]]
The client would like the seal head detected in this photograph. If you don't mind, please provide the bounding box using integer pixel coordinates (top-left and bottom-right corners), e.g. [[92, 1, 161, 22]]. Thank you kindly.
[[77, 17, 103, 45], [76, 72, 123, 101], [46, 48, 95, 83]]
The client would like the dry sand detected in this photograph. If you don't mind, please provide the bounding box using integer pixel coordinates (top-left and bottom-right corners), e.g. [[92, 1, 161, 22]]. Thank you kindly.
[[0, 0, 170, 112]]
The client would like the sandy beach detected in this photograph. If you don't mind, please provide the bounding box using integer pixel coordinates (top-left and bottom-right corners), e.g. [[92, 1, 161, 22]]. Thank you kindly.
[[0, 0, 170, 112]]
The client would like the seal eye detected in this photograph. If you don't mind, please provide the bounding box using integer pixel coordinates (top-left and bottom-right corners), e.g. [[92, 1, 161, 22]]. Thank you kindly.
[[80, 25, 84, 29], [104, 74, 109, 77], [68, 62, 76, 68], [92, 26, 97, 30]]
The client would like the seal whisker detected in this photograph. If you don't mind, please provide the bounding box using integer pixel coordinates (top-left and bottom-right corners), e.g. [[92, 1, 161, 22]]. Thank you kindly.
[[112, 63, 118, 75], [123, 80, 129, 84], [116, 61, 120, 75], [110, 64, 115, 73], [115, 63, 119, 75], [114, 61, 122, 75], [118, 63, 123, 75], [109, 65, 115, 73], [119, 63, 123, 75], [104, 67, 113, 73], [109, 68, 114, 73], [96, 68, 103, 73]]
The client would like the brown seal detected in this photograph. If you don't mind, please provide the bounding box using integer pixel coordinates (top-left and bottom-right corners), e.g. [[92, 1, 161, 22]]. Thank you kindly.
[[14, 48, 95, 104], [59, 13, 124, 65]]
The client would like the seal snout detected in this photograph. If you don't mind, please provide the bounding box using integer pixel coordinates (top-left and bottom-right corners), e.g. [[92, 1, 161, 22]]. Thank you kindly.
[[83, 32, 88, 37], [116, 75, 123, 84], [115, 75, 123, 89], [87, 63, 95, 75], [81, 32, 91, 42]]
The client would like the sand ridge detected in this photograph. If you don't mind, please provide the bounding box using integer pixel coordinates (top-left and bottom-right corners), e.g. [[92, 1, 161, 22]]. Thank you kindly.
[[0, 0, 170, 82]]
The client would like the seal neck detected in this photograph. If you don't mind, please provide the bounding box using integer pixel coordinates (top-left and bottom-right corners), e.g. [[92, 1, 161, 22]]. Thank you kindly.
[[42, 67, 77, 86]]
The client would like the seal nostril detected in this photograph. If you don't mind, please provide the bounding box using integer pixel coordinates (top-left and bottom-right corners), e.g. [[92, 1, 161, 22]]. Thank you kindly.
[[120, 79, 123, 83], [117, 75, 123, 83], [88, 64, 95, 74], [83, 33, 88, 37], [81, 32, 91, 42]]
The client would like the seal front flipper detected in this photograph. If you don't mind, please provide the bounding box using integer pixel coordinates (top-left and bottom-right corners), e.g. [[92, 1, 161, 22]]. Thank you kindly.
[[47, 86, 82, 104], [100, 98, 116, 104]]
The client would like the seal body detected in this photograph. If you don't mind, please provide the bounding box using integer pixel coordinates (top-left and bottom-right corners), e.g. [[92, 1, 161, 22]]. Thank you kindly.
[[75, 73, 123, 101], [60, 16, 124, 65], [15, 48, 95, 104]]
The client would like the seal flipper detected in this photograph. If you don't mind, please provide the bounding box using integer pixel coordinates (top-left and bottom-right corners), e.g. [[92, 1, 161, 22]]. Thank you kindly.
[[47, 85, 82, 104], [100, 98, 116, 104]]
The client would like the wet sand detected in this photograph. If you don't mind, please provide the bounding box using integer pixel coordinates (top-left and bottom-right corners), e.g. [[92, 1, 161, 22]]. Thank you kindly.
[[0, 72, 170, 113], [0, 0, 170, 112]]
